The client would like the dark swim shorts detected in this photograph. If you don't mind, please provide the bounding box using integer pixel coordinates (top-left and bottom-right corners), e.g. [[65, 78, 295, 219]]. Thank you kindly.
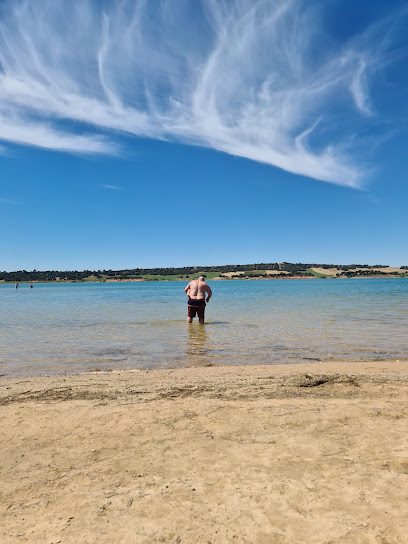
[[187, 298, 206, 319]]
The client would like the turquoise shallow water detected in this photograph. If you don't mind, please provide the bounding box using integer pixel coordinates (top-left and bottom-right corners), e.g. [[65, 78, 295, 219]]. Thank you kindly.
[[1, 278, 407, 377]]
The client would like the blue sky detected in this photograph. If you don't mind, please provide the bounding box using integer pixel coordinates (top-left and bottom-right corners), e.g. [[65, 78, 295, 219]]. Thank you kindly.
[[0, 0, 407, 271]]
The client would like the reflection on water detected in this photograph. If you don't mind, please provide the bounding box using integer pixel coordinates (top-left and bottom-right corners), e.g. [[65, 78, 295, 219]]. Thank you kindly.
[[0, 278, 407, 377], [186, 324, 210, 366]]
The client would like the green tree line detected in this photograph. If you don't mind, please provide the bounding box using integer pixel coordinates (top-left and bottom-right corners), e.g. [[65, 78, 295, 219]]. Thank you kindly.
[[1, 262, 406, 283]]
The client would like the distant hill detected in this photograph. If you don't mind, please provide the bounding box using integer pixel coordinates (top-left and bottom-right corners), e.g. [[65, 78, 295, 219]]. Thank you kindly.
[[1, 263, 407, 283]]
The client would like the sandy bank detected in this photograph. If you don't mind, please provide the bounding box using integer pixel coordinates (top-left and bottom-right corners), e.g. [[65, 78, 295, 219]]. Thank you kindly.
[[1, 361, 408, 543]]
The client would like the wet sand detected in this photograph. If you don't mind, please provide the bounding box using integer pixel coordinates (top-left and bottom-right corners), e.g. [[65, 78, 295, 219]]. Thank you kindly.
[[1, 361, 408, 544]]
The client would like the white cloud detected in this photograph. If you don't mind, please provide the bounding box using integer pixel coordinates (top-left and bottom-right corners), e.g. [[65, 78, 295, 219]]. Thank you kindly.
[[350, 58, 372, 116], [0, 197, 22, 204], [101, 184, 122, 190], [0, 0, 397, 186], [0, 112, 116, 154]]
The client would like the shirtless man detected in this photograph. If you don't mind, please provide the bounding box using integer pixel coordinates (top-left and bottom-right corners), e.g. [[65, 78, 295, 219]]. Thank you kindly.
[[184, 275, 212, 324]]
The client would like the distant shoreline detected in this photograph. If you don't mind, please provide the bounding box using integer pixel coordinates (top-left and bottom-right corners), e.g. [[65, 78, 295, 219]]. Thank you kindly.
[[2, 263, 407, 284], [1, 275, 407, 285]]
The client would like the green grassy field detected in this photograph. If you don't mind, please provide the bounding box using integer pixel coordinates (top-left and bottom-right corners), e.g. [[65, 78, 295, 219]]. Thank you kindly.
[[304, 268, 330, 278]]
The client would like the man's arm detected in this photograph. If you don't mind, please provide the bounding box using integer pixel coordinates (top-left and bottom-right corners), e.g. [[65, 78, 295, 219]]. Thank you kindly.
[[184, 282, 191, 295], [206, 284, 212, 302]]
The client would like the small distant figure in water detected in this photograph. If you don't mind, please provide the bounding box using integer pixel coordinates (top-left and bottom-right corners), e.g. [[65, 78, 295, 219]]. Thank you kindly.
[[184, 275, 212, 324], [15, 283, 19, 289], [30, 284, 33, 289]]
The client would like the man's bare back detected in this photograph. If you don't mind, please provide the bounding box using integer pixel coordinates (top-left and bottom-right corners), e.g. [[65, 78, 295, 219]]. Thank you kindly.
[[184, 276, 212, 323]]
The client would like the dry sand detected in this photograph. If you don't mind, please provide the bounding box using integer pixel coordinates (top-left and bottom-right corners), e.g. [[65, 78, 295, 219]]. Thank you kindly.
[[1, 361, 408, 544]]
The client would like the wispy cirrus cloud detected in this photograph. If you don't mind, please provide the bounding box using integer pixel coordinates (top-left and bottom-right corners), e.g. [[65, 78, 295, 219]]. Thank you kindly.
[[0, 0, 401, 186], [101, 184, 122, 190], [0, 197, 23, 204], [0, 113, 115, 155]]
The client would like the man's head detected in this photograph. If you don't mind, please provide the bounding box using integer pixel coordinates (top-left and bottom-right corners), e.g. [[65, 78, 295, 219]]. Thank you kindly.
[[198, 275, 206, 281]]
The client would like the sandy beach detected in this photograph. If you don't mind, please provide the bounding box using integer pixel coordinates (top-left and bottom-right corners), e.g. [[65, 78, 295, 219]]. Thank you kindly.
[[1, 361, 408, 544]]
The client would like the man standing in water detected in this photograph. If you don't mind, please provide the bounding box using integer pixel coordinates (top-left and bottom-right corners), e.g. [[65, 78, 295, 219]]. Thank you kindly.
[[184, 275, 212, 324]]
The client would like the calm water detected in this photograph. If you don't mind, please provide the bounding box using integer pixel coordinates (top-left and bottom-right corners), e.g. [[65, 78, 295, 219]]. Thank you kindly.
[[1, 278, 407, 377]]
